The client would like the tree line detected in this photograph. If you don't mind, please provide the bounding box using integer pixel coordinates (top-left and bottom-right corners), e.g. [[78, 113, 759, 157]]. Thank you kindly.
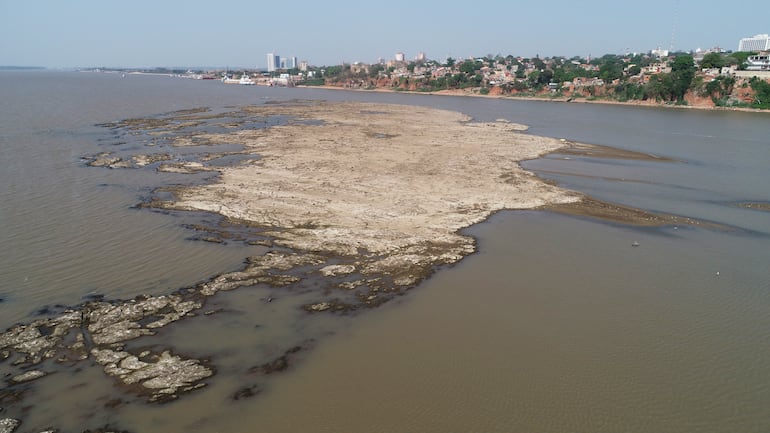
[[310, 51, 766, 108]]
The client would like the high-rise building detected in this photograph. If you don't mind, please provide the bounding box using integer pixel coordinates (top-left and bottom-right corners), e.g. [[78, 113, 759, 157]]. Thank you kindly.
[[395, 52, 405, 62], [266, 53, 280, 72], [738, 34, 770, 52], [266, 53, 299, 71]]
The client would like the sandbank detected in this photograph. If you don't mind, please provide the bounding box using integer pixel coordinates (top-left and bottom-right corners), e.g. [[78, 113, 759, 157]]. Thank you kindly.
[[158, 102, 578, 277]]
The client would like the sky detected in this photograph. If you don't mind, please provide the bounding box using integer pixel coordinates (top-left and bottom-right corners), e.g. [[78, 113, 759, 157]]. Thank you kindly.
[[0, 0, 764, 68]]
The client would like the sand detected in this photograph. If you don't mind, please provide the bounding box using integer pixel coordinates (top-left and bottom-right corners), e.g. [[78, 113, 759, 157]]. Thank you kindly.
[[158, 101, 579, 283]]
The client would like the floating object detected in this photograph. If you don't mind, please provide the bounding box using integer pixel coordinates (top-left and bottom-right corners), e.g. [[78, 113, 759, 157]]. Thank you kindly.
[[631, 241, 640, 247], [716, 271, 720, 277]]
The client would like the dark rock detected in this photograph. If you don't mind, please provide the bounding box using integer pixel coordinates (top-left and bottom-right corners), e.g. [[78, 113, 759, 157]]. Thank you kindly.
[[249, 344, 308, 375], [103, 398, 123, 409], [81, 424, 131, 433], [232, 385, 261, 401], [0, 389, 25, 405]]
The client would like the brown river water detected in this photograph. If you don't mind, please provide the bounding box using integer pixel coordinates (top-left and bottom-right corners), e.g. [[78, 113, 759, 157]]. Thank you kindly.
[[1, 71, 769, 432]]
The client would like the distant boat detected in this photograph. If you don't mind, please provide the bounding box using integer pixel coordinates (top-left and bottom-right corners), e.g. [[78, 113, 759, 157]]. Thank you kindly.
[[239, 73, 255, 85], [222, 73, 255, 85]]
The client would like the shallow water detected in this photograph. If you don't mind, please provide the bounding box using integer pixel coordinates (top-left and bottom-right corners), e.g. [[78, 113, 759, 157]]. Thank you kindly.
[[1, 71, 769, 432], [241, 211, 770, 433]]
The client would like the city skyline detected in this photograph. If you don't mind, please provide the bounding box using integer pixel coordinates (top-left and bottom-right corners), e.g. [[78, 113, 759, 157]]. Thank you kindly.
[[0, 0, 762, 68]]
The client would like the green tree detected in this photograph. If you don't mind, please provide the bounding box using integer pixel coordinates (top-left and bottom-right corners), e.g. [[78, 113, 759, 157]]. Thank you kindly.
[[750, 78, 770, 109], [599, 61, 623, 82], [369, 63, 385, 78], [726, 51, 754, 69], [627, 65, 642, 76], [704, 76, 736, 100], [646, 74, 674, 101], [444, 57, 456, 67], [538, 69, 554, 85], [670, 55, 696, 101], [459, 60, 479, 75], [324, 65, 343, 77], [700, 52, 725, 69], [527, 70, 541, 88], [512, 80, 529, 92], [629, 54, 652, 67]]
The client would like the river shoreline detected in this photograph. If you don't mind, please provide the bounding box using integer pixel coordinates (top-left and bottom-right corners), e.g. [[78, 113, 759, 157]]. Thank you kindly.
[[307, 84, 770, 114]]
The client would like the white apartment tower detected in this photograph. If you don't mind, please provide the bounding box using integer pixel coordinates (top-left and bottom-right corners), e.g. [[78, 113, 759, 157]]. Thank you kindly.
[[266, 53, 280, 72], [738, 34, 770, 51], [267, 53, 298, 71]]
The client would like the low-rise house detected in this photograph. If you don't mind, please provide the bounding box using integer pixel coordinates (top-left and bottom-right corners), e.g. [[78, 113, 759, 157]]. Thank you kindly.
[[642, 63, 671, 74], [350, 62, 370, 75], [573, 77, 604, 87]]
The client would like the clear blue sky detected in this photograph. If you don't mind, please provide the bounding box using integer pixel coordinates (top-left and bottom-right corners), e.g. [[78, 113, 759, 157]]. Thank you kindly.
[[0, 0, 761, 68]]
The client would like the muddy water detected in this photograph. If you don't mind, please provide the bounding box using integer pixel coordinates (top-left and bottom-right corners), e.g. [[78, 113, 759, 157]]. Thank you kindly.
[[2, 72, 770, 432], [240, 212, 770, 433], [0, 71, 269, 328]]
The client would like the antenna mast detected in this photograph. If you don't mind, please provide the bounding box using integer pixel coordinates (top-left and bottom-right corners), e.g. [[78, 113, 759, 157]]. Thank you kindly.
[[670, 0, 680, 52]]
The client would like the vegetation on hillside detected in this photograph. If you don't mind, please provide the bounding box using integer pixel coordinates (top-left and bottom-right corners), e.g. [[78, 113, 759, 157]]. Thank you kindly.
[[310, 50, 768, 109]]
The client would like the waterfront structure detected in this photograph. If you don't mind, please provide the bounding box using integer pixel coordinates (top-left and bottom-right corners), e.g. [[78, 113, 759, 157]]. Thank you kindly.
[[738, 34, 770, 51]]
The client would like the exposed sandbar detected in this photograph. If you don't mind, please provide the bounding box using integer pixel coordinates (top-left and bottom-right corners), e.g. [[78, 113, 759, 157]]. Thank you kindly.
[[554, 141, 676, 162], [543, 197, 703, 227], [738, 202, 770, 212], [159, 102, 580, 271]]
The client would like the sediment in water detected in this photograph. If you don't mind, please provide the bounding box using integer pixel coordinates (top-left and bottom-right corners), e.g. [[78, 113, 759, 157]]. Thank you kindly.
[[1, 101, 697, 430]]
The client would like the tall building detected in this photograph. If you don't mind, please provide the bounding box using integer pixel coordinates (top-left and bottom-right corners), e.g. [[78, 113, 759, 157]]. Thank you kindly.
[[395, 52, 405, 62], [266, 53, 280, 72], [738, 34, 770, 51], [266, 53, 299, 71]]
